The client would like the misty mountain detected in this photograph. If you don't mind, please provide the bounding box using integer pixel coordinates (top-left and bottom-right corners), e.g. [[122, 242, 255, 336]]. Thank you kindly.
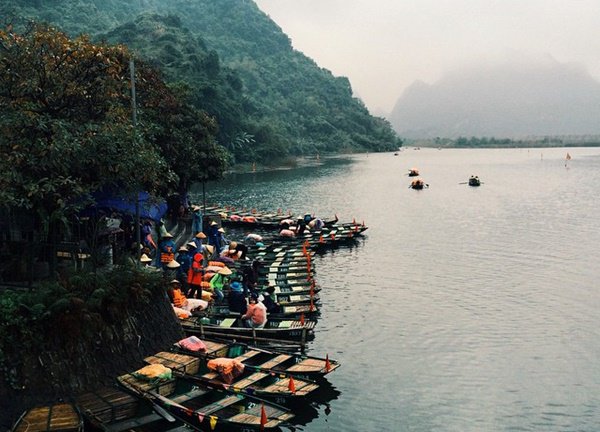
[[389, 60, 600, 139]]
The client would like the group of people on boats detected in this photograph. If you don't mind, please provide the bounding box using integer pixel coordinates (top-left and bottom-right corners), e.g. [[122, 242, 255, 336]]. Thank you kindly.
[[279, 213, 333, 237], [144, 216, 281, 329]]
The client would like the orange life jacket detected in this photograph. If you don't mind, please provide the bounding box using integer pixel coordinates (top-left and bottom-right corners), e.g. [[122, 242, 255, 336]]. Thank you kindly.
[[172, 289, 186, 308], [160, 251, 175, 263]]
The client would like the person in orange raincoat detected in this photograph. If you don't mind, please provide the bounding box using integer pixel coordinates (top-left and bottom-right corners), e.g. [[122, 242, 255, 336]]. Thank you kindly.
[[187, 252, 204, 299]]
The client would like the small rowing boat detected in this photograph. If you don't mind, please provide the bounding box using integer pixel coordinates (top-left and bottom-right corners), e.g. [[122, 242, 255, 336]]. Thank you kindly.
[[117, 368, 294, 431], [144, 351, 319, 406], [175, 337, 340, 381], [180, 315, 315, 348]]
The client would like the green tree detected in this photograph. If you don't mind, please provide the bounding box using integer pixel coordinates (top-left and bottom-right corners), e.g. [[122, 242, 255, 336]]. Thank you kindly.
[[0, 24, 182, 276], [137, 77, 229, 200]]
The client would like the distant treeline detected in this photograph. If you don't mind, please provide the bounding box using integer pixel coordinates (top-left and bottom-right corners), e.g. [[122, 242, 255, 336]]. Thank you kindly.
[[407, 136, 600, 148]]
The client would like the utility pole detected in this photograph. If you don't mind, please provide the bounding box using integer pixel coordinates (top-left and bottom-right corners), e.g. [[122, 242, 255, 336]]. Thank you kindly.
[[130, 59, 141, 260]]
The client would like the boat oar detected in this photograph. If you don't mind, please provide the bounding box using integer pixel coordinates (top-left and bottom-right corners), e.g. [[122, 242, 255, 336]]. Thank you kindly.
[[146, 391, 178, 422]]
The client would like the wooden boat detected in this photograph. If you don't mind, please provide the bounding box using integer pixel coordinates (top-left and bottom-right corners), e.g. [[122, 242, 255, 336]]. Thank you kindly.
[[262, 265, 313, 277], [220, 287, 319, 307], [244, 222, 369, 252], [262, 270, 314, 286], [410, 178, 427, 190], [468, 176, 481, 186], [265, 268, 312, 280], [263, 283, 320, 296], [180, 315, 315, 347], [11, 403, 83, 432], [176, 338, 341, 381], [205, 303, 319, 320], [144, 352, 319, 406], [117, 368, 294, 431], [219, 209, 339, 230], [274, 292, 320, 306], [76, 386, 185, 432], [408, 167, 419, 176]]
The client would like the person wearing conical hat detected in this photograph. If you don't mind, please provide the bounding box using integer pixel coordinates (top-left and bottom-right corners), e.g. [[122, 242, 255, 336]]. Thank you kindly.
[[193, 230, 207, 251], [167, 279, 208, 316], [229, 241, 249, 260], [209, 266, 232, 303], [203, 244, 215, 262], [176, 245, 192, 292], [207, 220, 222, 255], [158, 231, 176, 269], [139, 253, 155, 270], [163, 259, 180, 281], [191, 205, 203, 237], [220, 243, 240, 261], [217, 227, 230, 249], [187, 252, 205, 299]]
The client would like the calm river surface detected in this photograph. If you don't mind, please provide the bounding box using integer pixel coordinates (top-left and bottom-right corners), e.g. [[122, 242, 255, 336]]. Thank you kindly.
[[191, 147, 600, 432]]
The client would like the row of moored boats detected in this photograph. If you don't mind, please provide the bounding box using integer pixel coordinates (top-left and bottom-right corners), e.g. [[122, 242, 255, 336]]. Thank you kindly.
[[11, 208, 366, 432]]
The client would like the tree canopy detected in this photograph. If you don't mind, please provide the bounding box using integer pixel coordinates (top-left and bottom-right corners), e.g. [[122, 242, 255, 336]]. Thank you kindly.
[[0, 23, 225, 230]]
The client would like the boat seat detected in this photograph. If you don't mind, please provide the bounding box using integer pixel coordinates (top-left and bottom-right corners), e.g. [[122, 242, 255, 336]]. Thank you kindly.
[[202, 371, 220, 380], [202, 340, 228, 355], [171, 387, 210, 404], [259, 354, 292, 369], [287, 358, 330, 372], [275, 321, 293, 329], [219, 318, 236, 328], [232, 372, 268, 389], [233, 350, 262, 362], [261, 378, 318, 395], [197, 395, 241, 415]]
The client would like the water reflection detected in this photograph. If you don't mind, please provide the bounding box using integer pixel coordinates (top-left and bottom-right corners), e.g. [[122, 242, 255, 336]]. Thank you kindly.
[[284, 380, 341, 430]]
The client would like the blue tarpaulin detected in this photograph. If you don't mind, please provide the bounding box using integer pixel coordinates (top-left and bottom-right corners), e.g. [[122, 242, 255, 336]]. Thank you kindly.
[[82, 190, 167, 222]]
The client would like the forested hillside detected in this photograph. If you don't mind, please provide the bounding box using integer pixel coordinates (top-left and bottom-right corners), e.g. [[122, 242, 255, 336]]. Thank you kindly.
[[2, 0, 401, 163]]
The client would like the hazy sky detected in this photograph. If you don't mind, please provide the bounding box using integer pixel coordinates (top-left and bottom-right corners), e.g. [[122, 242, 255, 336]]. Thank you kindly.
[[254, 0, 600, 114]]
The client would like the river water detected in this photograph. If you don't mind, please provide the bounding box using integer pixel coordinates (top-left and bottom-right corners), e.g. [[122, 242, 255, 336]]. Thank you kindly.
[[191, 147, 600, 432]]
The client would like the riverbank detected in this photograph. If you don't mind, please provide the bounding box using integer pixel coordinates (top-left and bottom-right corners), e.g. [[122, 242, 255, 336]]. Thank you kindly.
[[228, 155, 325, 175]]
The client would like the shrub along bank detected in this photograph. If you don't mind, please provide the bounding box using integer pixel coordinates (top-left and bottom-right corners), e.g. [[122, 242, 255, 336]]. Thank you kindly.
[[0, 266, 183, 429]]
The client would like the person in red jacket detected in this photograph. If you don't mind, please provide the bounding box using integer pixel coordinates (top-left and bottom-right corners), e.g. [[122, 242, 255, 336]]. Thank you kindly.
[[187, 252, 204, 299]]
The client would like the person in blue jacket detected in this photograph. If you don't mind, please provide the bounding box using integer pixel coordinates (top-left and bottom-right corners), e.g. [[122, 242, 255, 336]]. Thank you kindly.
[[176, 245, 192, 292], [158, 232, 176, 269], [228, 280, 247, 315], [191, 205, 203, 235], [207, 220, 221, 254]]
